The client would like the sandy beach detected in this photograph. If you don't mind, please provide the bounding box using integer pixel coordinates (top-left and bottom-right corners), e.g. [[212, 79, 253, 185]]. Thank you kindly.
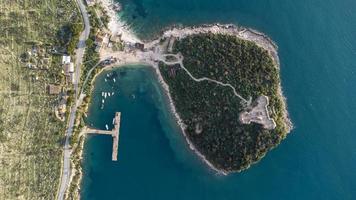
[[87, 0, 291, 177], [98, 0, 141, 43]]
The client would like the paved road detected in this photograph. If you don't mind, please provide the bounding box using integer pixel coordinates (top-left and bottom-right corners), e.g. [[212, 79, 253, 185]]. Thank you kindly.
[[57, 0, 90, 199]]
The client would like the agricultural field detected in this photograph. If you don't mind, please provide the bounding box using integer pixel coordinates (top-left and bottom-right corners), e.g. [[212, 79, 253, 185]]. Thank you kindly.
[[0, 0, 81, 199]]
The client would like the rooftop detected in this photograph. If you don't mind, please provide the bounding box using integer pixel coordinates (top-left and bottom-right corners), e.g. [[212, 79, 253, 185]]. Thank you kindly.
[[47, 84, 62, 95], [62, 55, 71, 65]]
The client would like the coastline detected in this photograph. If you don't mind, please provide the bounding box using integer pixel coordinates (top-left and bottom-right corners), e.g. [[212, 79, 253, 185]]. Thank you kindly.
[[146, 26, 292, 174], [149, 64, 230, 175], [64, 131, 86, 200], [143, 23, 292, 133], [80, 61, 229, 175], [98, 0, 141, 43], [74, 2, 292, 196]]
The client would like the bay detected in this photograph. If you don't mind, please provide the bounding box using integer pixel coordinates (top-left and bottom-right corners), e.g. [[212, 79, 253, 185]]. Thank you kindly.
[[81, 0, 356, 199]]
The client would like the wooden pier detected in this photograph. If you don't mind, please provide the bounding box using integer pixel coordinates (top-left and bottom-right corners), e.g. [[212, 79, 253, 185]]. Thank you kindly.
[[84, 112, 121, 161]]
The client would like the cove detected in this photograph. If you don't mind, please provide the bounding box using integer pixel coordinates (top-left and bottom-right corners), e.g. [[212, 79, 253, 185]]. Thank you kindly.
[[81, 0, 356, 198], [81, 66, 288, 200]]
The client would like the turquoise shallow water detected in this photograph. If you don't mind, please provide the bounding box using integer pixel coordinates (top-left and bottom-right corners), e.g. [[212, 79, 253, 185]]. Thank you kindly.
[[81, 0, 356, 199]]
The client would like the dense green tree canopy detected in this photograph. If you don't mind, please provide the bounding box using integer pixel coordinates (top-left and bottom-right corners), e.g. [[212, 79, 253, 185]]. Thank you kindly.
[[159, 34, 289, 172]]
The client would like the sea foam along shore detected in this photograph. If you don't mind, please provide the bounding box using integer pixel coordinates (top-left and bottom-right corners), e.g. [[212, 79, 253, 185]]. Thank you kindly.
[[90, 0, 291, 176], [98, 0, 141, 43], [145, 25, 291, 175], [144, 23, 292, 132]]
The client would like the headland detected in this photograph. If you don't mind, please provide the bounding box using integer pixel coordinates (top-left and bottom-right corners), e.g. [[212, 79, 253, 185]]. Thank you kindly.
[[65, 0, 292, 198]]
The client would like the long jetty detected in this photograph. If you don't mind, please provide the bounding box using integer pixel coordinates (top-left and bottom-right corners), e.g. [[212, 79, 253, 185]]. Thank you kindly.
[[83, 112, 121, 161]]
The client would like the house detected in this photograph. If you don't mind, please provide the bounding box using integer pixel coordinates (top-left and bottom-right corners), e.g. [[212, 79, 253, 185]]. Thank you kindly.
[[63, 62, 75, 84], [47, 84, 61, 95], [85, 0, 95, 6], [62, 56, 75, 84], [62, 55, 71, 64], [63, 62, 75, 75]]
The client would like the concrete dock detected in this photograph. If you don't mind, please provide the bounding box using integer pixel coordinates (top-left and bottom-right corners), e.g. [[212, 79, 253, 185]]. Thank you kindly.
[[84, 112, 121, 161]]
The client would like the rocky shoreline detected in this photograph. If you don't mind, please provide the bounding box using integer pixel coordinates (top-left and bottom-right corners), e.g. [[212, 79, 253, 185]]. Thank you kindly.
[[145, 23, 279, 66], [145, 23, 292, 133], [150, 62, 230, 175], [79, 25, 291, 177], [150, 28, 291, 175], [72, 3, 292, 196]]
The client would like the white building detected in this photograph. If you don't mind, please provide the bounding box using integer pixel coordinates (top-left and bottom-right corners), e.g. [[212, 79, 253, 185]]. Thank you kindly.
[[62, 55, 71, 65], [85, 0, 95, 6], [62, 55, 75, 84]]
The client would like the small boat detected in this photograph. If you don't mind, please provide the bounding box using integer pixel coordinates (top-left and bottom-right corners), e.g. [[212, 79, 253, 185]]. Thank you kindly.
[[101, 92, 104, 96], [105, 124, 109, 130], [105, 78, 107, 82], [112, 92, 115, 95], [113, 78, 116, 82], [102, 99, 105, 103], [108, 93, 111, 97], [104, 92, 107, 98]]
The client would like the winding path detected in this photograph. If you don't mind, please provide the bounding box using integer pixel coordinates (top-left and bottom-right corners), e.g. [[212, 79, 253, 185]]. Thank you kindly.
[[159, 53, 251, 105]]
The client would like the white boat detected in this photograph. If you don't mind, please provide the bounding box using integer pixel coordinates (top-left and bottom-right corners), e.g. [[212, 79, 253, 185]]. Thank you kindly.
[[105, 124, 109, 130], [113, 78, 116, 82], [102, 99, 105, 103], [101, 92, 104, 96], [104, 92, 107, 98], [108, 93, 111, 97], [105, 78, 107, 82]]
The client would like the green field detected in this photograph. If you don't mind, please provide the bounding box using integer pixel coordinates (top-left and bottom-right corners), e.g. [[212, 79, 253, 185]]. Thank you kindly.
[[159, 34, 289, 172], [0, 0, 81, 199]]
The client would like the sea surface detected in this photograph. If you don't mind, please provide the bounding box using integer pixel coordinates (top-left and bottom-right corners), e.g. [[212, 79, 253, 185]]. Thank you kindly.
[[81, 0, 356, 199]]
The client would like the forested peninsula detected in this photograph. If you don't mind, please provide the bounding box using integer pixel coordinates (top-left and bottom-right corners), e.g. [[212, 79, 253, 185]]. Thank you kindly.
[[158, 32, 291, 173]]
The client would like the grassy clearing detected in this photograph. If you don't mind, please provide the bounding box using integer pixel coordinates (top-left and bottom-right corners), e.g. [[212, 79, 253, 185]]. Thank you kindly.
[[0, 0, 81, 199]]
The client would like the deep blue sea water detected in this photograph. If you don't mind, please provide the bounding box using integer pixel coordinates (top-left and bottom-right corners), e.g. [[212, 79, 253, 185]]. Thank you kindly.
[[81, 0, 356, 199]]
